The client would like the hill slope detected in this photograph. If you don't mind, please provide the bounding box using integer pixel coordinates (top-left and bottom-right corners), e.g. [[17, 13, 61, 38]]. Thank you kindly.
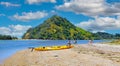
[[22, 15, 92, 40], [0, 34, 17, 40]]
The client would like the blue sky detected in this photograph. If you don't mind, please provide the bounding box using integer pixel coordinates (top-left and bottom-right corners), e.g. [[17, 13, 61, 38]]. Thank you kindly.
[[0, 0, 120, 38]]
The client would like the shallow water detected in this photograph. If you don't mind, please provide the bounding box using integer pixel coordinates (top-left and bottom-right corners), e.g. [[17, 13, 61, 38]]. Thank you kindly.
[[0, 40, 104, 63]]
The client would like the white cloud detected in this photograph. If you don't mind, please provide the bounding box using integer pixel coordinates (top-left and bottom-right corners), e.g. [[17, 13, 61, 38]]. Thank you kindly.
[[0, 14, 5, 16], [12, 11, 48, 21], [56, 0, 120, 33], [76, 16, 120, 33], [0, 25, 32, 38], [50, 10, 57, 15], [0, 2, 20, 7], [26, 0, 56, 4], [56, 0, 120, 16]]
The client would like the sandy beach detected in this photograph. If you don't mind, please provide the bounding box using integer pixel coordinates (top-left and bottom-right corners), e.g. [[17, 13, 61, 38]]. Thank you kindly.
[[1, 43, 120, 66]]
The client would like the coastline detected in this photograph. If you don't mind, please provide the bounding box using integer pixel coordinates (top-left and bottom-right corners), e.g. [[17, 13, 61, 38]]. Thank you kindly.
[[1, 43, 120, 66]]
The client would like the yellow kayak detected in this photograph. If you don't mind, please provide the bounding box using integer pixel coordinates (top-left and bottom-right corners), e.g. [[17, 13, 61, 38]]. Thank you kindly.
[[34, 45, 74, 51]]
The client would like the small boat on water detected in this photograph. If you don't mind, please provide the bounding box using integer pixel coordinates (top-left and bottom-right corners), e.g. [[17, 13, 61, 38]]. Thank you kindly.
[[34, 45, 74, 51]]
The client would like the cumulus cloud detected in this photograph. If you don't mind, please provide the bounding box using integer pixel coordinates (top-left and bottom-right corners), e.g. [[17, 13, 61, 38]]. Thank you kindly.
[[26, 0, 56, 4], [0, 25, 32, 38], [76, 16, 120, 33], [50, 10, 58, 15], [0, 2, 20, 7], [56, 0, 120, 33], [56, 0, 120, 16], [0, 14, 5, 16], [12, 11, 48, 21]]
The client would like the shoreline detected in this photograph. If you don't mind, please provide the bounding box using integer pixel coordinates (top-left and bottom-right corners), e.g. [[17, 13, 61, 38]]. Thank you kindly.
[[1, 43, 120, 66]]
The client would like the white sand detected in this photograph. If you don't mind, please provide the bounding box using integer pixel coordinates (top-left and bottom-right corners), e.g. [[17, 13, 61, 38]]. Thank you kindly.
[[93, 43, 120, 52], [1, 44, 120, 66]]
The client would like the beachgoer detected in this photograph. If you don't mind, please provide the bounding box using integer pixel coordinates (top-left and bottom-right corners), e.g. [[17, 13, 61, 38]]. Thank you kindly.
[[88, 40, 93, 45], [31, 48, 34, 52], [67, 40, 71, 47], [74, 40, 77, 44], [43, 47, 45, 49], [28, 47, 34, 52]]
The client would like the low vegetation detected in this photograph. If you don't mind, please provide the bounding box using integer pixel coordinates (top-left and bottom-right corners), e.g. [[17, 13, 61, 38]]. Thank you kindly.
[[109, 40, 120, 45]]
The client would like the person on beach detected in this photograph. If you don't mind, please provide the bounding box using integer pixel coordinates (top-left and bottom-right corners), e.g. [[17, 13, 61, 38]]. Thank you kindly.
[[43, 47, 45, 49], [74, 40, 77, 44], [67, 40, 71, 47], [28, 47, 34, 52], [88, 40, 93, 45]]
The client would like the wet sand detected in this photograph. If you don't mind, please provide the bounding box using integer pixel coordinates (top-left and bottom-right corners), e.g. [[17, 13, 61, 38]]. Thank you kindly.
[[1, 44, 120, 66]]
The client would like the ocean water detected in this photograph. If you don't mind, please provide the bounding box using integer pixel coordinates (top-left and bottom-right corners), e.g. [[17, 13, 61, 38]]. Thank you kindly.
[[0, 40, 104, 63]]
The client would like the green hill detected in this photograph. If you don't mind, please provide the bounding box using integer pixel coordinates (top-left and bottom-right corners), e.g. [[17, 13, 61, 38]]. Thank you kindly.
[[22, 15, 92, 40], [92, 32, 120, 39], [92, 32, 114, 39], [0, 34, 17, 40]]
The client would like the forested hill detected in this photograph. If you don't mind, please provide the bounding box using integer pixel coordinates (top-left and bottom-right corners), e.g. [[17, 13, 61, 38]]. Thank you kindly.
[[0, 34, 17, 40], [22, 15, 93, 40], [93, 32, 120, 39]]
